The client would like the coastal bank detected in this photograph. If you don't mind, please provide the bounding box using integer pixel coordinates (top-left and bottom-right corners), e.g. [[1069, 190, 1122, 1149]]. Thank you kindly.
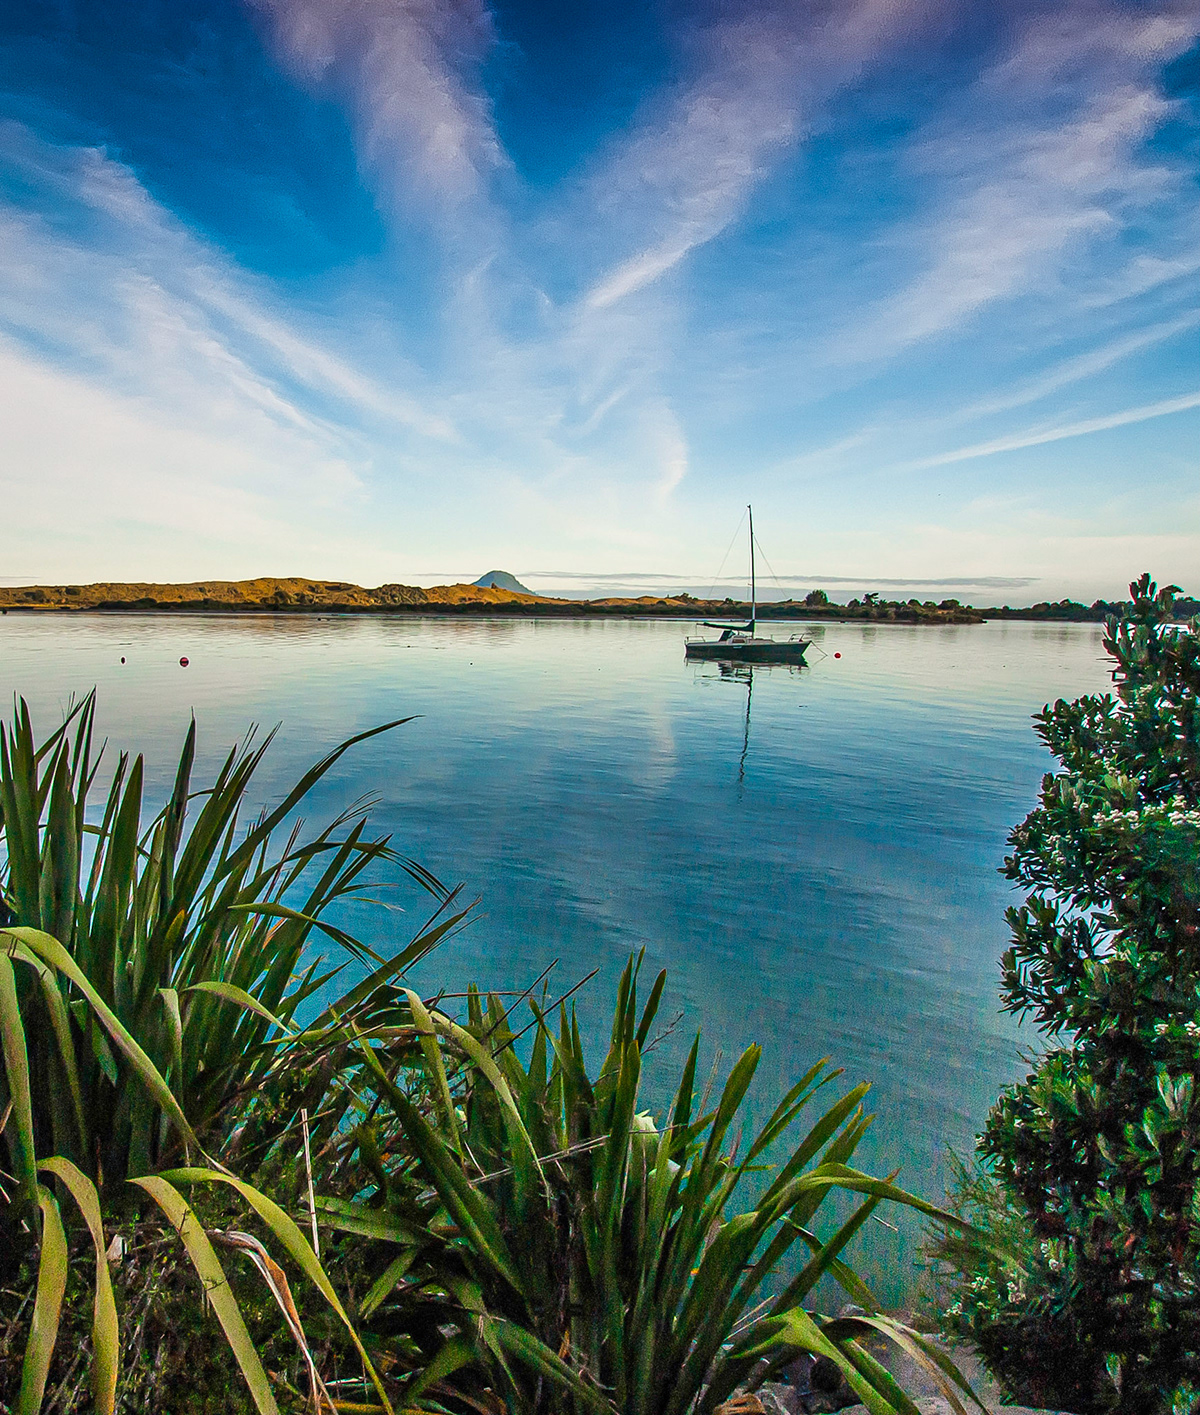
[[3, 575, 1174, 622]]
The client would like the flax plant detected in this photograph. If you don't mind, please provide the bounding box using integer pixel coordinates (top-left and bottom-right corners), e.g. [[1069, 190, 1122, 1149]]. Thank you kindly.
[[0, 692, 465, 1415], [328, 958, 981, 1415]]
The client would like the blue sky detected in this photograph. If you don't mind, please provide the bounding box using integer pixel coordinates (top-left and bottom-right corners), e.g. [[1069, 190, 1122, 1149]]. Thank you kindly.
[[0, 0, 1197, 601]]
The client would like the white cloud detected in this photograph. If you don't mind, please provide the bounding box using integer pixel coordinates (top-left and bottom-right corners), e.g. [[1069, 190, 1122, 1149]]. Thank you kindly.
[[0, 125, 453, 443], [834, 3, 1199, 361], [908, 391, 1200, 469], [954, 312, 1200, 419], [582, 0, 939, 310], [250, 0, 504, 227], [1082, 251, 1200, 310], [0, 335, 356, 571], [0, 125, 485, 580]]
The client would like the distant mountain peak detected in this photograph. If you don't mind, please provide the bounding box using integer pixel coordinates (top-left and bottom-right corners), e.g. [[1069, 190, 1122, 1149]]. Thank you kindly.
[[473, 570, 531, 593]]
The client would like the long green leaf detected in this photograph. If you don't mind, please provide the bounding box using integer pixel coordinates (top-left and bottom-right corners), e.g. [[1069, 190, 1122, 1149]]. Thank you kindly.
[[360, 1250, 419, 1320], [216, 717, 415, 882], [403, 1334, 476, 1404], [403, 989, 542, 1179], [132, 1175, 281, 1415], [491, 1319, 614, 1415], [16, 1184, 69, 1415], [0, 949, 37, 1210], [158, 987, 185, 1088], [314, 1196, 422, 1243], [5, 928, 203, 1158], [406, 991, 462, 1153], [182, 980, 295, 1033], [355, 1043, 525, 1293], [825, 1314, 985, 1415], [728, 1308, 898, 1415], [161, 1167, 394, 1415], [39, 1157, 119, 1415], [36, 966, 88, 1157]]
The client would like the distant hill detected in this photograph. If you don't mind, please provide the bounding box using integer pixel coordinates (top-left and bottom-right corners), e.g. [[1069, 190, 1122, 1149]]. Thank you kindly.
[[473, 570, 532, 593], [0, 576, 552, 611]]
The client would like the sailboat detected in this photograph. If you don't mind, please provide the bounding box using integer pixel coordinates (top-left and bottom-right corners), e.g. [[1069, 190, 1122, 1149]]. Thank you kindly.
[[684, 506, 811, 663]]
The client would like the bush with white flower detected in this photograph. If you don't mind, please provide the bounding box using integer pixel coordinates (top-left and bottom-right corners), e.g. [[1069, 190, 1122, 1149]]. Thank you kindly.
[[936, 575, 1200, 1415]]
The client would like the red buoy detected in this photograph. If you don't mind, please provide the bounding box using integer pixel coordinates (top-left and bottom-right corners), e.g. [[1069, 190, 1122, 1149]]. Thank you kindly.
[[834, 652, 841, 658], [179, 656, 189, 667]]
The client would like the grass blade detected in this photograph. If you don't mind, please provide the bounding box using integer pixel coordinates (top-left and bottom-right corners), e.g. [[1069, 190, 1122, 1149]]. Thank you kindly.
[[359, 1250, 418, 1320], [4, 928, 203, 1159], [403, 989, 541, 1180], [182, 980, 295, 1033], [825, 1314, 986, 1415]]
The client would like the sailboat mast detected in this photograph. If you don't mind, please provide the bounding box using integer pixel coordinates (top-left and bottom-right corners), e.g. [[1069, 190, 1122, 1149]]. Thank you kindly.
[[748, 503, 756, 635]]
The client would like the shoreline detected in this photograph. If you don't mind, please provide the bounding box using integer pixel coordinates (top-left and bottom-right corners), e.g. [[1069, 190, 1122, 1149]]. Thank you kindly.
[[1, 601, 989, 622], [3, 575, 1187, 623], [0, 603, 1116, 623]]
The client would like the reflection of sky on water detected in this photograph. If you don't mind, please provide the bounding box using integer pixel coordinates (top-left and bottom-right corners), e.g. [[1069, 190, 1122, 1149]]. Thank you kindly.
[[0, 613, 1110, 1303]]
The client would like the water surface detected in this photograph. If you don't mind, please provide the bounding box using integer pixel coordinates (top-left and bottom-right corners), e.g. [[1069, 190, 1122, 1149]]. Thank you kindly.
[[0, 612, 1111, 1302]]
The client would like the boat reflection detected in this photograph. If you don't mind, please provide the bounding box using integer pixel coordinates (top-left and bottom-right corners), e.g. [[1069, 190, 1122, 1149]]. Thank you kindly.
[[692, 660, 808, 785]]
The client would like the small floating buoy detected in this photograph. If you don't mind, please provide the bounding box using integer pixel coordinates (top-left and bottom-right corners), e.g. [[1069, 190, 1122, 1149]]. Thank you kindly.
[[120, 656, 125, 664], [834, 652, 841, 658], [179, 656, 189, 667]]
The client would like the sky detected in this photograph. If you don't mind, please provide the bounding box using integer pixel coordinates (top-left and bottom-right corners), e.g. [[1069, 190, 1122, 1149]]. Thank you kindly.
[[0, 0, 1197, 602]]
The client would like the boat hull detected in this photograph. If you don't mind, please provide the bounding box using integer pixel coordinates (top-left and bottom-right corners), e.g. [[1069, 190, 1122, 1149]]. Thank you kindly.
[[685, 639, 810, 663]]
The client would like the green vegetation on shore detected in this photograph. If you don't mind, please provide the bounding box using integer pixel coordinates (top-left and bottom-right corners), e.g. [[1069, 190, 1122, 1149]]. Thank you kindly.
[[932, 576, 1200, 1414]]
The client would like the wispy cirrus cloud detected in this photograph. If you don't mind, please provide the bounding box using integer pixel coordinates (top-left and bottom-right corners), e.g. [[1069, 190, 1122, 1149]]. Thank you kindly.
[[0, 121, 473, 578], [949, 312, 1200, 421], [834, 2, 1200, 362], [0, 122, 452, 442], [582, 0, 940, 310], [907, 391, 1200, 470], [249, 0, 504, 230]]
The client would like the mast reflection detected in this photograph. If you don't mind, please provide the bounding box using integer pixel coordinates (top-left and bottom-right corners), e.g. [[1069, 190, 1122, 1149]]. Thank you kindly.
[[692, 660, 807, 786]]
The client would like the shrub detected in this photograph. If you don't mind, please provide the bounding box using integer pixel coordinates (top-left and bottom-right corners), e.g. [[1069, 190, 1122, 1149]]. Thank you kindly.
[[936, 575, 1200, 1414], [930, 1158, 1113, 1411]]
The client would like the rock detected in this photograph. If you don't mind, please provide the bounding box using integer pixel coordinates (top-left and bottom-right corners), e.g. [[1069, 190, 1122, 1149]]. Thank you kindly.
[[757, 1383, 801, 1415], [814, 1329, 1081, 1414], [839, 1402, 1077, 1415]]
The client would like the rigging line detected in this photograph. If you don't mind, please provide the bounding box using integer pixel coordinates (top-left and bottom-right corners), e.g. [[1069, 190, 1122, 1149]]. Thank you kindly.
[[705, 508, 748, 602], [753, 535, 787, 599]]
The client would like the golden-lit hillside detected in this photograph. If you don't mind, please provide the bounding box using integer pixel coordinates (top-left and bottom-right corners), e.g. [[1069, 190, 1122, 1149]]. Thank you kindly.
[[0, 577, 560, 610]]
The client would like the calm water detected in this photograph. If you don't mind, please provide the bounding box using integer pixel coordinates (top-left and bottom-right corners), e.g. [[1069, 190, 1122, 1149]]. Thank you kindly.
[[0, 612, 1111, 1302]]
